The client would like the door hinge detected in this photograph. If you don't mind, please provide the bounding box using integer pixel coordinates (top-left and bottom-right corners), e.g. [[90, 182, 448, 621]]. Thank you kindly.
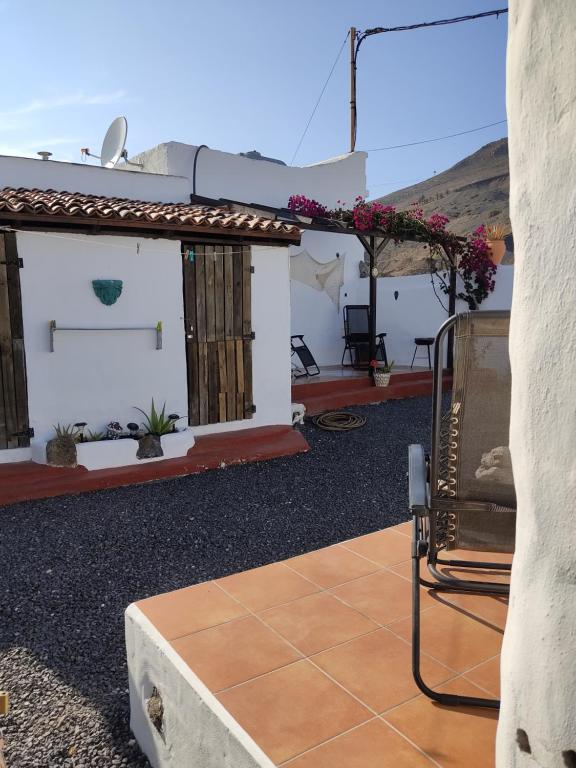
[[11, 427, 34, 438], [243, 331, 256, 341], [250, 266, 255, 273], [0, 258, 23, 268]]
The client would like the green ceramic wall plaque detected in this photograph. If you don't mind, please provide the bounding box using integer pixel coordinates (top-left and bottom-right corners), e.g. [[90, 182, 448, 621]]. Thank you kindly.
[[92, 279, 123, 306]]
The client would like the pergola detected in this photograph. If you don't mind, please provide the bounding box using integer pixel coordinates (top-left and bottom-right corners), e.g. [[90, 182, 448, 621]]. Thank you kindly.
[[191, 193, 461, 370]]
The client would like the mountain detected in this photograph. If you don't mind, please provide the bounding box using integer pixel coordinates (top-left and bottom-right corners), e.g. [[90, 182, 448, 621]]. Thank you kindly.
[[370, 138, 512, 276]]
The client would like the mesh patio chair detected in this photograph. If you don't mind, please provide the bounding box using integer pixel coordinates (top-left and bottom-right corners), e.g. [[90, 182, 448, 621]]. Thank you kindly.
[[408, 310, 515, 709], [341, 305, 388, 368]]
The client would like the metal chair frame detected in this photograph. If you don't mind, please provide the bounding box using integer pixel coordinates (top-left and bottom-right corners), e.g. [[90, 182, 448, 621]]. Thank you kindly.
[[408, 312, 513, 710], [291, 335, 320, 378], [341, 305, 388, 368]]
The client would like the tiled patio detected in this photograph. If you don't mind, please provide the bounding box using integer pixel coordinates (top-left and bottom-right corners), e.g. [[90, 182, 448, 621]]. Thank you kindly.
[[135, 522, 510, 767]]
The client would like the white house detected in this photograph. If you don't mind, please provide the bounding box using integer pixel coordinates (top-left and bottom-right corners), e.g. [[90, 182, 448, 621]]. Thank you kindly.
[[0, 155, 301, 468], [128, 141, 514, 368]]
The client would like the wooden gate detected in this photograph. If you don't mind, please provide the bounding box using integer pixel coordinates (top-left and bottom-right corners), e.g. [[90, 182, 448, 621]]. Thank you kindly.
[[183, 244, 254, 425], [0, 234, 30, 448]]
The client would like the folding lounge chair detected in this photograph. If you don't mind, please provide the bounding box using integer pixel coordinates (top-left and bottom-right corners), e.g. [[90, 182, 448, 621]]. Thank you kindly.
[[341, 304, 388, 368], [408, 310, 515, 709], [291, 335, 320, 378]]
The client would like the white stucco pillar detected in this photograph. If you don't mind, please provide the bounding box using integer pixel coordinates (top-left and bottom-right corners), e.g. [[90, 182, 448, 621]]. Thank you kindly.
[[497, 2, 576, 766]]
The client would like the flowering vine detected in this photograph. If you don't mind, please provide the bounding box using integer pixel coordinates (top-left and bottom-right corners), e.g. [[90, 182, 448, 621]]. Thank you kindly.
[[287, 195, 497, 309]]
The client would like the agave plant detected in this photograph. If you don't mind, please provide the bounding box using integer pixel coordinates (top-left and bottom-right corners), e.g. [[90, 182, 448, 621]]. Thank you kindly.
[[53, 423, 80, 440], [85, 430, 105, 442], [485, 224, 509, 240], [134, 400, 178, 436]]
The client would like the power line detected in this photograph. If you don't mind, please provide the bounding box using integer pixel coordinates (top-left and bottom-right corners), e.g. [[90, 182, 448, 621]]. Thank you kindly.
[[358, 8, 508, 48], [364, 119, 507, 152], [290, 33, 349, 166]]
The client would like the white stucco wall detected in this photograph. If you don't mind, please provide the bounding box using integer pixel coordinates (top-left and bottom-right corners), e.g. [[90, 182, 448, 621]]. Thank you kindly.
[[16, 232, 188, 444], [497, 3, 576, 766], [2, 232, 292, 459], [0, 154, 189, 202]]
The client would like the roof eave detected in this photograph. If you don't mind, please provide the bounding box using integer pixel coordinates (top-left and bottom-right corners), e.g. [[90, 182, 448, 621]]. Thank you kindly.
[[0, 212, 302, 247]]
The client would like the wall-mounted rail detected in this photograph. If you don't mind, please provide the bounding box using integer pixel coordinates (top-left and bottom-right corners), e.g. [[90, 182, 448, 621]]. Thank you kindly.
[[48, 320, 163, 352]]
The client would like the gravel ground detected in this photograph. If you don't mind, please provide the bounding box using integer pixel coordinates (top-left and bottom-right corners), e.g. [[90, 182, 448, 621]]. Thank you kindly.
[[0, 397, 431, 767]]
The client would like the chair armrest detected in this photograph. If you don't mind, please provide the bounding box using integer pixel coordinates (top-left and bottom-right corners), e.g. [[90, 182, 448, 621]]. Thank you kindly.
[[408, 444, 428, 515]]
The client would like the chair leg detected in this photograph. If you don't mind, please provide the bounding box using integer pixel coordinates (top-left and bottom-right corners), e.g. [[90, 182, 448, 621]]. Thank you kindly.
[[427, 345, 432, 370], [411, 515, 500, 709], [411, 345, 418, 369], [381, 339, 388, 367]]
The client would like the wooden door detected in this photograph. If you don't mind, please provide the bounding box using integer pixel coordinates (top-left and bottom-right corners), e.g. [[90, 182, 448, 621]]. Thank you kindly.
[[0, 234, 30, 448], [183, 244, 254, 425]]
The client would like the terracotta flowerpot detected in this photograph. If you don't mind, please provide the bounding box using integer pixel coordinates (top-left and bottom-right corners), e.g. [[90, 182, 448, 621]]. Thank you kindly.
[[488, 239, 506, 265]]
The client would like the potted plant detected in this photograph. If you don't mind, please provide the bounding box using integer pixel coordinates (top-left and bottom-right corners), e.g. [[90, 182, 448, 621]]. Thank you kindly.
[[485, 224, 508, 265], [370, 359, 395, 387], [46, 423, 78, 467], [134, 400, 179, 459]]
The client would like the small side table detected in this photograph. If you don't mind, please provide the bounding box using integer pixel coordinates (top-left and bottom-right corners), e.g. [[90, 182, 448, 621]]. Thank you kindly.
[[411, 337, 434, 369]]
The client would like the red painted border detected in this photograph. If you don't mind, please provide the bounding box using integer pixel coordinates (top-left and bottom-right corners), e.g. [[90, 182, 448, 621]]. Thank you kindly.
[[0, 426, 309, 507]]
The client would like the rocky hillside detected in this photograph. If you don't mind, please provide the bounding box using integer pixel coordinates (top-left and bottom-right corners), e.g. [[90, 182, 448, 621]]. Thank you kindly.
[[371, 138, 512, 276]]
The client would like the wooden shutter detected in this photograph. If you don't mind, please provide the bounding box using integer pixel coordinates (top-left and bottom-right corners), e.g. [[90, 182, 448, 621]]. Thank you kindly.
[[0, 234, 30, 448], [184, 244, 254, 426]]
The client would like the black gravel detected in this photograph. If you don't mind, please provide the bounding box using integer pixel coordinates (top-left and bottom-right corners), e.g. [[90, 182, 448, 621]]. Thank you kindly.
[[0, 397, 431, 767]]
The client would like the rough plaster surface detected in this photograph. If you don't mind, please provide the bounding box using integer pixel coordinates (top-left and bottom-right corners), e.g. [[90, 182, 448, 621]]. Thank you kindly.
[[125, 605, 274, 768], [497, 2, 576, 766]]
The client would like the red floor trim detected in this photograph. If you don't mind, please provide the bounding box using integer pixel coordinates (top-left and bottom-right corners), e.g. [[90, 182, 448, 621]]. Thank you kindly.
[[292, 370, 451, 416], [0, 426, 309, 506]]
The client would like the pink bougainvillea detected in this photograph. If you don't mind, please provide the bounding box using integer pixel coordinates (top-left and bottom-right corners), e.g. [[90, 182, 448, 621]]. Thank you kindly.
[[286, 194, 498, 308]]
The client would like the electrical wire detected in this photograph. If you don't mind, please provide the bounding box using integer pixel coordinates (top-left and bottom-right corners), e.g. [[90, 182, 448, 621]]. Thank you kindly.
[[358, 8, 508, 48], [290, 33, 350, 166], [364, 119, 507, 152]]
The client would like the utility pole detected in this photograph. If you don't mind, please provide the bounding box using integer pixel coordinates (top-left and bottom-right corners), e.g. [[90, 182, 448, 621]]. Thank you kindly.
[[350, 27, 357, 152]]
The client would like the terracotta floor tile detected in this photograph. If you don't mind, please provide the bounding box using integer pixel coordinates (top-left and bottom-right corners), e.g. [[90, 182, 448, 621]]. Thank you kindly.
[[312, 628, 454, 713], [217, 660, 371, 764], [432, 590, 508, 631], [286, 545, 381, 588], [171, 615, 301, 692], [393, 521, 413, 538], [331, 570, 433, 625], [388, 603, 503, 672], [217, 562, 319, 612], [342, 528, 411, 566], [464, 656, 501, 698], [384, 677, 499, 768], [283, 718, 435, 767], [259, 592, 378, 656], [137, 582, 247, 640]]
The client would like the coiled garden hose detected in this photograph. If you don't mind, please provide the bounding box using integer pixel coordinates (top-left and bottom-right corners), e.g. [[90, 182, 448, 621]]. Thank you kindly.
[[312, 411, 367, 431]]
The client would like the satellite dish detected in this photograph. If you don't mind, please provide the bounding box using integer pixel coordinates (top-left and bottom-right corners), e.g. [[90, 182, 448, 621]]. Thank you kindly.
[[100, 116, 128, 168]]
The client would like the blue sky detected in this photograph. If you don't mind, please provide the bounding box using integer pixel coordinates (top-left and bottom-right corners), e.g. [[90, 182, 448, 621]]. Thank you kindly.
[[0, 0, 508, 197]]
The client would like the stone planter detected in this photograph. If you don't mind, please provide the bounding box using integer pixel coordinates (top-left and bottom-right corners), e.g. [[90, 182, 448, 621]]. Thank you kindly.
[[32, 428, 195, 471], [46, 435, 77, 467]]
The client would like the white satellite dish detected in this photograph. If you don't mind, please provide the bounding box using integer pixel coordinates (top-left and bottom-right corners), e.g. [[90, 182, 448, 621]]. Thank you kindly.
[[101, 116, 128, 168]]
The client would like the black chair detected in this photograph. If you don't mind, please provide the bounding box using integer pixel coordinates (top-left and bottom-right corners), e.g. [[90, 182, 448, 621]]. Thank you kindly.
[[341, 305, 388, 369], [291, 335, 320, 378]]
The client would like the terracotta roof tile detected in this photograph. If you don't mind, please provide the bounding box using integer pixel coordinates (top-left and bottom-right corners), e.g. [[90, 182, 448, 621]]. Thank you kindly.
[[0, 187, 301, 240]]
